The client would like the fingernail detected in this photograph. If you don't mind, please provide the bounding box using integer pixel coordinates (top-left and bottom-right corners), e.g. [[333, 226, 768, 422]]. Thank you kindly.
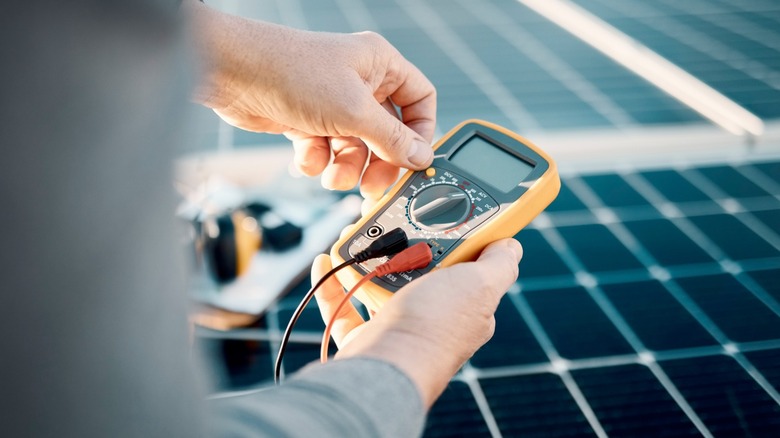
[[507, 239, 523, 262], [408, 139, 433, 168]]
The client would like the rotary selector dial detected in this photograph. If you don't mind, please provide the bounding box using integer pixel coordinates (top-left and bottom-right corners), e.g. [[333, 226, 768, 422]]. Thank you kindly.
[[409, 184, 471, 230]]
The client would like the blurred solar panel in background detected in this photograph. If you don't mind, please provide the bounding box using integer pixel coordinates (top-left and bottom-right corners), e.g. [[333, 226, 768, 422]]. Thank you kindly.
[[191, 0, 780, 436]]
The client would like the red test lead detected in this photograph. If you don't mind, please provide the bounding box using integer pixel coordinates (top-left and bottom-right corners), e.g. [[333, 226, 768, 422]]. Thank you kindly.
[[320, 242, 434, 363]]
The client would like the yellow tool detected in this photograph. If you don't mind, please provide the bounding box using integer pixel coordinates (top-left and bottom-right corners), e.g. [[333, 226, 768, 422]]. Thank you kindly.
[[331, 120, 561, 311]]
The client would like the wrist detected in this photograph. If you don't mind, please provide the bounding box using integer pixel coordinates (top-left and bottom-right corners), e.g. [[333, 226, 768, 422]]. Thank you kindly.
[[337, 325, 463, 408]]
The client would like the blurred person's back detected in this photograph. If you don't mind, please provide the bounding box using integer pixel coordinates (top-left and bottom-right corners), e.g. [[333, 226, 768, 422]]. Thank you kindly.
[[0, 2, 205, 436]]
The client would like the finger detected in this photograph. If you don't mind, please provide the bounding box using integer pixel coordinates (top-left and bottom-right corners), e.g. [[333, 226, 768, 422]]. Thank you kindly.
[[285, 131, 331, 177], [359, 153, 400, 199], [358, 99, 402, 198], [311, 254, 364, 348], [322, 137, 369, 191], [339, 224, 358, 241], [432, 239, 522, 305], [383, 58, 437, 145], [361, 197, 380, 217], [347, 89, 433, 171], [470, 239, 523, 302]]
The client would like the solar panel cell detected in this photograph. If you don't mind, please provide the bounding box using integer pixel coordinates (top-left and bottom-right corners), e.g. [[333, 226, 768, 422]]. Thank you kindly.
[[557, 224, 645, 274], [423, 381, 491, 438], [640, 170, 712, 204], [480, 373, 598, 437], [753, 161, 780, 185], [524, 287, 635, 359], [746, 268, 780, 304], [544, 181, 591, 213], [581, 174, 651, 208], [600, 280, 718, 351], [516, 229, 572, 279], [470, 296, 549, 368], [623, 218, 716, 268], [571, 364, 700, 437], [697, 165, 774, 199], [743, 349, 780, 395], [687, 214, 779, 261], [660, 355, 780, 436], [752, 209, 780, 235], [675, 274, 780, 343]]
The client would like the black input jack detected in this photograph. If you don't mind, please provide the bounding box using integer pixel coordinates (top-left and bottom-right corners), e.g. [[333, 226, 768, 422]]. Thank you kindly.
[[366, 225, 383, 238]]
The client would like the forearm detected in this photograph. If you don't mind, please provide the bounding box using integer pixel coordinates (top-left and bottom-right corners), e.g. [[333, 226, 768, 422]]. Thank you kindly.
[[337, 324, 463, 409], [183, 0, 290, 109]]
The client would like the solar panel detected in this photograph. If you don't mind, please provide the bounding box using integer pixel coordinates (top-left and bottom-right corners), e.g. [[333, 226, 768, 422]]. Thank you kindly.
[[191, 0, 780, 436], [571, 0, 780, 120]]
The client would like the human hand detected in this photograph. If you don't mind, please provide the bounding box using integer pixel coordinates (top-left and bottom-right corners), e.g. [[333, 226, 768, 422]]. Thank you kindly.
[[312, 238, 523, 407], [188, 3, 436, 199]]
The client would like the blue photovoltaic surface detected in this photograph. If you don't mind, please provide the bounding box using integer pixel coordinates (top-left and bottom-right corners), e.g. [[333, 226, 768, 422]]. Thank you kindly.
[[571, 0, 780, 120], [198, 158, 780, 437], [193, 1, 780, 436]]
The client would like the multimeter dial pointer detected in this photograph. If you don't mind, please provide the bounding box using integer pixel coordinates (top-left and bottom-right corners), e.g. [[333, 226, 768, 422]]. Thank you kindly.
[[409, 185, 470, 230]]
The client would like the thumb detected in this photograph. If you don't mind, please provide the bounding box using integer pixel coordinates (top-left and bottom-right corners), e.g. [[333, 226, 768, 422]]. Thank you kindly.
[[353, 101, 434, 170]]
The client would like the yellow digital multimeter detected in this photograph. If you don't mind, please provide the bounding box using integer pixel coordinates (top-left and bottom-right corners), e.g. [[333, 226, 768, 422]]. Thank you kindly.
[[330, 119, 561, 311]]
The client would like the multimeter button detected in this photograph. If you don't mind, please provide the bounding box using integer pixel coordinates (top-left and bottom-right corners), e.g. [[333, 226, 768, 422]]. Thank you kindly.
[[425, 167, 436, 177], [409, 185, 471, 230]]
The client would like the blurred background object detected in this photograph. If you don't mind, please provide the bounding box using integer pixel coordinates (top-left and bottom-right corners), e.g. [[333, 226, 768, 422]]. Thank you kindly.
[[186, 1, 780, 436]]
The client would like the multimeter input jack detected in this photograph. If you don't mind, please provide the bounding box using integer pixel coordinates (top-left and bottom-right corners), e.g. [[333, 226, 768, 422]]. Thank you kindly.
[[366, 225, 383, 238]]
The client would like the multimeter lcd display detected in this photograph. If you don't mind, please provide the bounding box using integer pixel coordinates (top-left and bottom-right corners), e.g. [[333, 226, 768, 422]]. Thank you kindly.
[[449, 136, 535, 192]]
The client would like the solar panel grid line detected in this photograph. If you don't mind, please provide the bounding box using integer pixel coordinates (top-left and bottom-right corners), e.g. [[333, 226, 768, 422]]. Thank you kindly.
[[679, 168, 780, 252], [735, 163, 780, 203], [393, 0, 543, 132], [533, 199, 715, 436], [620, 172, 736, 263], [642, 361, 715, 438], [274, 0, 309, 30], [579, 169, 780, 347], [457, 366, 504, 438], [557, 370, 610, 437], [561, 171, 780, 433], [579, 167, 780, 418], [597, 0, 780, 92], [713, 0, 780, 22], [730, 351, 780, 406], [508, 291, 566, 360], [655, 0, 780, 54], [732, 272, 780, 321], [739, 338, 780, 354], [455, 0, 637, 128], [469, 341, 780, 380], [522, 0, 763, 135], [333, 0, 380, 31], [506, 291, 613, 437], [471, 362, 557, 380]]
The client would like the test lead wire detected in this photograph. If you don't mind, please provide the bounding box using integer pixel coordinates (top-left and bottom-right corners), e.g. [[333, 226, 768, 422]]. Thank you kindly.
[[320, 242, 433, 363], [274, 228, 409, 384]]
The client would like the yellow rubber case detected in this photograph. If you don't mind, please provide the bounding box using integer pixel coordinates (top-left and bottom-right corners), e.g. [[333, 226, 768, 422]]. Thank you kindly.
[[330, 119, 561, 312]]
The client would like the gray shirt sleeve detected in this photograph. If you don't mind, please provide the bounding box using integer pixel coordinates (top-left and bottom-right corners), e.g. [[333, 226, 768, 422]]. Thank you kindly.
[[209, 359, 425, 438]]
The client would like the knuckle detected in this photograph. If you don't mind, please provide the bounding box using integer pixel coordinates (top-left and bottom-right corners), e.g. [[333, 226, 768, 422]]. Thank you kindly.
[[357, 31, 388, 49], [384, 121, 407, 154]]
